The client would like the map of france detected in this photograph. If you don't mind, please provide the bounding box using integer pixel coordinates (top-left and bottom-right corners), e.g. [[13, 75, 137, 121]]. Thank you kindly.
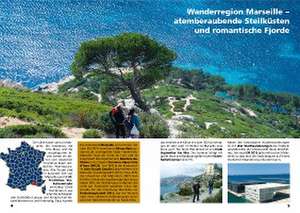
[[0, 141, 46, 192]]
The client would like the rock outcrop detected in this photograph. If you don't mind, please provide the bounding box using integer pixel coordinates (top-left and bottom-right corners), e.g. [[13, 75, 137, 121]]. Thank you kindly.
[[0, 79, 24, 89], [34, 76, 75, 93]]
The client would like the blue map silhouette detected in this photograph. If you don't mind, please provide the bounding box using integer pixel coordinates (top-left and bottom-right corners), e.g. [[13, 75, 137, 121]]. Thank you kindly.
[[0, 142, 46, 191]]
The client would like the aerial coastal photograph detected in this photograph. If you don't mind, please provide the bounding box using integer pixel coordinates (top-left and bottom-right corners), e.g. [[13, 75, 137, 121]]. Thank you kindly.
[[0, 0, 299, 138], [228, 163, 290, 204]]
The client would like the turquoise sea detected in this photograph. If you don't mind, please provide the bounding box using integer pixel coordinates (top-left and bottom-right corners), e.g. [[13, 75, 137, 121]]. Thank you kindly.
[[0, 0, 299, 94], [228, 192, 250, 203], [228, 174, 290, 184], [160, 183, 178, 196]]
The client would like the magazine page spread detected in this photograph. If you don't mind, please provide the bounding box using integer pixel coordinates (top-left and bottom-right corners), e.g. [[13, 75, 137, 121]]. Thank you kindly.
[[0, 0, 299, 212]]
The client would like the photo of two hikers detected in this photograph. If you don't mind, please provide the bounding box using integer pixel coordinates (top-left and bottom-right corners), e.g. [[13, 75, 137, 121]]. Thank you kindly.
[[109, 102, 141, 138]]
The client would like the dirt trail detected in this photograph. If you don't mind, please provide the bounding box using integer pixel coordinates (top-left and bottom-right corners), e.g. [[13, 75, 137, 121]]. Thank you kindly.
[[168, 95, 196, 115], [166, 95, 197, 138], [168, 97, 182, 115], [183, 95, 197, 111], [61, 127, 87, 138], [162, 188, 219, 203], [0, 117, 31, 128]]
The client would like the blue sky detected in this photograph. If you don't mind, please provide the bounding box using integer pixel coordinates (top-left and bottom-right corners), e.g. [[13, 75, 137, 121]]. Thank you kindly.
[[160, 162, 222, 178], [160, 162, 206, 178], [228, 163, 290, 176]]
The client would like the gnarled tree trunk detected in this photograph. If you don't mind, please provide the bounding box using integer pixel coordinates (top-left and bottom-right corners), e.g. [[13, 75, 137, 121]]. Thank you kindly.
[[128, 83, 150, 112]]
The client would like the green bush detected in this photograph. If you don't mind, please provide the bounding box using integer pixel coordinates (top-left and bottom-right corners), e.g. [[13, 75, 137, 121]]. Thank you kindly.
[[173, 100, 185, 112], [69, 110, 89, 128], [214, 181, 222, 189], [58, 78, 85, 93], [166, 68, 226, 91], [178, 182, 193, 196], [71, 88, 98, 101], [139, 112, 169, 138], [98, 113, 115, 133], [0, 125, 38, 137], [202, 189, 222, 203], [0, 87, 110, 128], [70, 110, 107, 129], [0, 124, 66, 138], [69, 110, 116, 134], [38, 124, 66, 138], [83, 129, 104, 138]]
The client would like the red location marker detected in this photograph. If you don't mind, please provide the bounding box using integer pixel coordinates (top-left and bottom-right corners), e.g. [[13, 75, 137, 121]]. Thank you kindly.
[[31, 180, 37, 186]]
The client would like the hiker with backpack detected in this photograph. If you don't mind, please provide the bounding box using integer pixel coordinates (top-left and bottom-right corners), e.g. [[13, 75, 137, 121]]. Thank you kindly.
[[208, 179, 214, 195], [192, 181, 201, 203], [109, 103, 126, 138], [124, 108, 141, 138]]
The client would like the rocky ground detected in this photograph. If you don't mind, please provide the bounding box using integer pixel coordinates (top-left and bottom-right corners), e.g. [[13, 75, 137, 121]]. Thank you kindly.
[[161, 188, 220, 203]]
